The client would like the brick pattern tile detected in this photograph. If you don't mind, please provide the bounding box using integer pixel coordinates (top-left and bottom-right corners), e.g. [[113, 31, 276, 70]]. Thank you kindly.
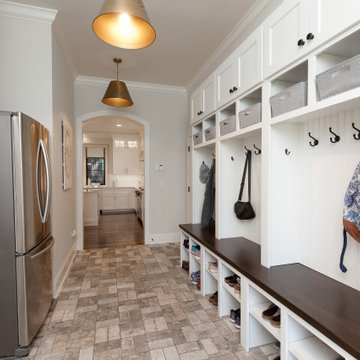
[[24, 244, 280, 360]]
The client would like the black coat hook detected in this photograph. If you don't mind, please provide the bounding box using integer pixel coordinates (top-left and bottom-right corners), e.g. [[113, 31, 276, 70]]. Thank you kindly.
[[244, 146, 251, 154], [352, 123, 360, 140], [308, 132, 319, 147], [329, 127, 340, 143], [285, 148, 291, 155], [231, 156, 234, 161], [253, 144, 261, 155]]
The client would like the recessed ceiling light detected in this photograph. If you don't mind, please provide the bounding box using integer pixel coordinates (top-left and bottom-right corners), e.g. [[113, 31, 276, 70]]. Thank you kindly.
[[116, 124, 122, 127]]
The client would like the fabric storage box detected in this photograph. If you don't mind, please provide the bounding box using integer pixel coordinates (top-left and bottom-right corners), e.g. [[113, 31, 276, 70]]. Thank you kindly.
[[316, 53, 360, 100], [220, 115, 236, 136], [239, 103, 261, 129], [193, 132, 203, 145], [270, 81, 307, 117], [204, 126, 216, 141]]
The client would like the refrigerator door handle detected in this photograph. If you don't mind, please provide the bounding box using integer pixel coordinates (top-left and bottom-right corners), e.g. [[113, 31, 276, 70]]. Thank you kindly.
[[42, 140, 51, 223], [29, 236, 54, 262]]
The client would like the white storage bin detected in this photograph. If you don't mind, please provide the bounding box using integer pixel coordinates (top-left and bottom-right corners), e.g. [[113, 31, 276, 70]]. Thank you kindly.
[[316, 53, 360, 100], [270, 82, 307, 117], [239, 103, 262, 129], [220, 115, 236, 136], [193, 132, 203, 145], [204, 126, 216, 141]]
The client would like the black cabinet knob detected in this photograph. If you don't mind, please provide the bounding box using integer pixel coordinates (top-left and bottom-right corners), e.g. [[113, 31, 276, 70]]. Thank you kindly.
[[306, 32, 314, 40], [229, 89, 233, 94], [233, 86, 238, 92], [199, 111, 203, 115], [297, 39, 305, 46]]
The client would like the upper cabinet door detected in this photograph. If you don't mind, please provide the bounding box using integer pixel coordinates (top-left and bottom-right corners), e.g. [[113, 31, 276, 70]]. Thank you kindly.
[[308, 0, 360, 50], [191, 88, 203, 123], [216, 54, 238, 107], [236, 27, 263, 94], [263, 0, 308, 78], [202, 75, 216, 117]]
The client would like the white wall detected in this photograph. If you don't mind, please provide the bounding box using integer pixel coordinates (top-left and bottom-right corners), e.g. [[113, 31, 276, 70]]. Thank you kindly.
[[51, 33, 77, 295], [75, 80, 188, 243]]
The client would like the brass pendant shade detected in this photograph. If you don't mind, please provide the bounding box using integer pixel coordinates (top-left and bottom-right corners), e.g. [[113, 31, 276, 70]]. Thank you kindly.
[[102, 58, 133, 107], [93, 0, 156, 49]]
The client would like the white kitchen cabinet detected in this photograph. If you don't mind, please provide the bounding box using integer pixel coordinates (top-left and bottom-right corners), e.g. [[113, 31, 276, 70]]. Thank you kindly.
[[216, 27, 263, 107], [100, 188, 136, 211], [191, 87, 203, 123], [264, 0, 360, 78], [113, 136, 141, 175], [114, 189, 129, 209]]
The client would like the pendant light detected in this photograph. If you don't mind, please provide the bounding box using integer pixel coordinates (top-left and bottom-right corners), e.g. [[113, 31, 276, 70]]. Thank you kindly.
[[102, 58, 133, 107], [93, 0, 156, 49]]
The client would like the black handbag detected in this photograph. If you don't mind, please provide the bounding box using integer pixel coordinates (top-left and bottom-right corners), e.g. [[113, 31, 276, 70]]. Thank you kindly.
[[234, 150, 255, 220]]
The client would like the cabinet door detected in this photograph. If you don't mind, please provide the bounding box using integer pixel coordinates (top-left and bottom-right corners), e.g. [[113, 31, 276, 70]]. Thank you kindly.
[[113, 148, 127, 174], [216, 55, 238, 107], [101, 194, 115, 210], [114, 191, 129, 209], [237, 27, 263, 94], [191, 88, 203, 123], [202, 76, 216, 116], [126, 148, 140, 174], [128, 189, 137, 209], [308, 0, 360, 50], [263, 0, 307, 78]]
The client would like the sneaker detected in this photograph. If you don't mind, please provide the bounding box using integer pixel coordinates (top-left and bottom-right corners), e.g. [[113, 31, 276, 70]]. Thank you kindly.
[[183, 239, 189, 249], [230, 308, 240, 323], [273, 357, 280, 360], [262, 304, 279, 320], [209, 291, 218, 306], [208, 261, 218, 272], [182, 260, 189, 271], [225, 274, 236, 283], [270, 308, 281, 327], [196, 278, 201, 290], [234, 314, 241, 329]]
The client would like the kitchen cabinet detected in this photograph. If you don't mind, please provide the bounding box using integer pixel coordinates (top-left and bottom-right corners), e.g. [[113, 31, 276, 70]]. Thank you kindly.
[[100, 188, 136, 211], [263, 0, 360, 78], [191, 88, 203, 123], [216, 27, 262, 107], [113, 136, 141, 175], [83, 190, 100, 226]]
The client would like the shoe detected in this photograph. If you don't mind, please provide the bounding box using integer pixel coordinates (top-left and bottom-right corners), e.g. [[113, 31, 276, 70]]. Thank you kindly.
[[209, 291, 218, 306], [191, 245, 200, 256], [273, 357, 280, 360], [274, 341, 280, 350], [190, 270, 200, 284], [208, 261, 218, 272], [225, 275, 236, 283], [196, 278, 201, 290], [183, 239, 189, 249], [234, 282, 240, 293], [270, 308, 281, 327], [234, 314, 241, 329], [230, 308, 240, 323], [182, 260, 189, 271], [262, 304, 279, 320]]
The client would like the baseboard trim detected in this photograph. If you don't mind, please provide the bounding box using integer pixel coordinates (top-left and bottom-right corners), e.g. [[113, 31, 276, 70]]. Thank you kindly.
[[147, 232, 180, 245], [53, 241, 77, 298]]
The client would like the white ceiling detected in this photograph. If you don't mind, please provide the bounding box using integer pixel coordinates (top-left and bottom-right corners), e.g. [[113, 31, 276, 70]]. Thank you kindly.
[[9, 0, 257, 86], [83, 116, 144, 137]]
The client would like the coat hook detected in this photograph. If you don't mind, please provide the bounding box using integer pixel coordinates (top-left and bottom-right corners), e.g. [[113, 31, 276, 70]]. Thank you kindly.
[[308, 132, 319, 147], [253, 144, 261, 155], [329, 127, 340, 143], [352, 122, 360, 140], [244, 146, 251, 154], [231, 156, 234, 161], [285, 148, 291, 155]]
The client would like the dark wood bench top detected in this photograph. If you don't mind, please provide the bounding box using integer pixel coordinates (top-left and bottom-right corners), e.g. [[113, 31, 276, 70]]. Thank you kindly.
[[179, 223, 360, 359]]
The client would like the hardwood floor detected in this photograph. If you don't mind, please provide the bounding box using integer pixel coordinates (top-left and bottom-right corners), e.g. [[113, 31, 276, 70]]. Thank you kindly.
[[84, 211, 144, 249]]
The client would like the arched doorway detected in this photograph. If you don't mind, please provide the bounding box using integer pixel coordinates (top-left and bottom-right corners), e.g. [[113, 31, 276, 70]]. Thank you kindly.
[[75, 110, 150, 250]]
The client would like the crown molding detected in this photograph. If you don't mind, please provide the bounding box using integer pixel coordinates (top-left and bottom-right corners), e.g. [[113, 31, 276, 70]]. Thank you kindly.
[[0, 0, 57, 24], [186, 0, 281, 92], [75, 75, 187, 95]]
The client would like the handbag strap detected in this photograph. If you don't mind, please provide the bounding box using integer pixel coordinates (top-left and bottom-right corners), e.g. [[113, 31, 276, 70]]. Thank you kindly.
[[238, 151, 252, 201]]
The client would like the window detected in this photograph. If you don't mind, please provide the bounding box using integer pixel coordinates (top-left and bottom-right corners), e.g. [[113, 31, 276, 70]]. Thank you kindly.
[[86, 157, 105, 185], [128, 140, 138, 148], [114, 140, 125, 148]]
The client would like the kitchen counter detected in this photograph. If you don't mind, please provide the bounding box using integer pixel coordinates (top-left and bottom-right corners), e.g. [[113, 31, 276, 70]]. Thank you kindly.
[[83, 190, 100, 226]]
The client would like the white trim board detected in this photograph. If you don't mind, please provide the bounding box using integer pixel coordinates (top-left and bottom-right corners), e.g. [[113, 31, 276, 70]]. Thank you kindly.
[[0, 0, 57, 24], [53, 241, 77, 298], [148, 232, 180, 244], [75, 76, 186, 95]]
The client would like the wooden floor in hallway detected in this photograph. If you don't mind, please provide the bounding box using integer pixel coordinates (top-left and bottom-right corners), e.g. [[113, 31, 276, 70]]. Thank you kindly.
[[84, 211, 144, 249]]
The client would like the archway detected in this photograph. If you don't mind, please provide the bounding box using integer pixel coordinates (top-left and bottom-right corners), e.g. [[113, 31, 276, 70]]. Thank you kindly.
[[75, 110, 150, 250]]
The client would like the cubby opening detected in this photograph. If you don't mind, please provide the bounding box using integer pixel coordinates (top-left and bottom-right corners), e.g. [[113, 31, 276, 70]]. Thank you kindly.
[[270, 61, 308, 117], [316, 29, 360, 101], [204, 249, 218, 297], [220, 263, 241, 319], [189, 238, 201, 290], [219, 132, 262, 242], [287, 316, 342, 360], [193, 122, 203, 146], [192, 144, 216, 225], [203, 115, 216, 142], [268, 108, 360, 287], [238, 87, 262, 129], [180, 233, 190, 271], [220, 102, 237, 136]]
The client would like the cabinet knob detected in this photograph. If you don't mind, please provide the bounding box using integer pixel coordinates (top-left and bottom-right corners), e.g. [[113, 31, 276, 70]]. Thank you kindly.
[[233, 86, 238, 92], [306, 32, 314, 40], [297, 39, 305, 46], [229, 89, 233, 94]]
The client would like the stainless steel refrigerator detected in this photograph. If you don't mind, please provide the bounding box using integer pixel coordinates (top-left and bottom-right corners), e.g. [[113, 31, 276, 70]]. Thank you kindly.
[[0, 111, 54, 357]]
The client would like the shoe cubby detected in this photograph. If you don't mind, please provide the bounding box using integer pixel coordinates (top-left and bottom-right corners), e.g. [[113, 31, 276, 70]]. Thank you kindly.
[[219, 262, 241, 318], [218, 131, 262, 242], [316, 28, 360, 102], [219, 102, 237, 137], [238, 87, 262, 130], [192, 143, 216, 224], [286, 313, 345, 360], [203, 249, 218, 297], [180, 233, 190, 274], [248, 283, 281, 347], [270, 61, 308, 118], [189, 238, 201, 291]]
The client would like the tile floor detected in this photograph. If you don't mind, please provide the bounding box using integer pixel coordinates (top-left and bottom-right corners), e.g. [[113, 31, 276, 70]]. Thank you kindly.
[[25, 244, 279, 360]]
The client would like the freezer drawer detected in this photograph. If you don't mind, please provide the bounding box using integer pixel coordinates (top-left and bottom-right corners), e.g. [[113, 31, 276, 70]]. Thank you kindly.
[[17, 236, 54, 347]]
